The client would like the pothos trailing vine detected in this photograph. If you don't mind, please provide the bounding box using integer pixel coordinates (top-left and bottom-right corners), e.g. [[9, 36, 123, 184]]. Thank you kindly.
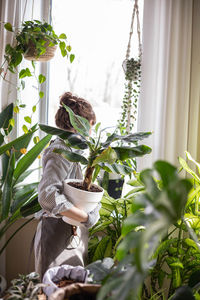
[[0, 19, 75, 137]]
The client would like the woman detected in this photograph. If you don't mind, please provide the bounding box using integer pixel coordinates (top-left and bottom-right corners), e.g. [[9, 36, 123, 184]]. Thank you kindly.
[[34, 92, 101, 278]]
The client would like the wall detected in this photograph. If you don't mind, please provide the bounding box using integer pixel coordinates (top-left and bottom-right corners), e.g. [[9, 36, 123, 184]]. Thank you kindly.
[[5, 219, 39, 284]]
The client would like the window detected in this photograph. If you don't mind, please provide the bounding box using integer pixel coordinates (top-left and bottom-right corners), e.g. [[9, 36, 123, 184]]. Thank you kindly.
[[49, 0, 143, 129]]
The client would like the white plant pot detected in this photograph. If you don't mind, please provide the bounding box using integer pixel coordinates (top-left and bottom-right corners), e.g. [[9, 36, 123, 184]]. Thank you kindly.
[[63, 179, 104, 226]]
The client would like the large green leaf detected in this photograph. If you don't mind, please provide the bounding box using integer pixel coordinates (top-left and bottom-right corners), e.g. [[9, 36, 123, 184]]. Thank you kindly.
[[92, 147, 117, 166], [13, 134, 52, 182], [113, 145, 152, 161], [53, 148, 88, 165], [92, 236, 112, 262], [0, 128, 37, 156], [98, 162, 133, 175], [1, 153, 10, 185], [67, 133, 88, 149], [15, 124, 38, 160], [1, 152, 15, 220], [20, 196, 41, 217], [0, 103, 13, 143], [186, 151, 200, 175], [11, 182, 38, 213], [178, 156, 200, 183], [102, 131, 152, 147], [14, 167, 40, 185], [39, 124, 73, 139], [0, 103, 13, 129], [63, 104, 90, 137]]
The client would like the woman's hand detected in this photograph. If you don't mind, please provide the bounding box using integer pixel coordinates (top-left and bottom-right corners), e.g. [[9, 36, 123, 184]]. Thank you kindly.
[[60, 206, 88, 223]]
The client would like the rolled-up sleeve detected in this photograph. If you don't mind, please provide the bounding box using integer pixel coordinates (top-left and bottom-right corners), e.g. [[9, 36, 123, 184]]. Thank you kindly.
[[38, 152, 74, 216]]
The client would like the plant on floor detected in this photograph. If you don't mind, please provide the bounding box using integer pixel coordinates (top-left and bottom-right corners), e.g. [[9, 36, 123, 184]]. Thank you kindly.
[[1, 20, 75, 132], [88, 191, 133, 263], [143, 152, 200, 299], [4, 272, 44, 300], [0, 103, 52, 255], [96, 160, 192, 300], [39, 104, 152, 191]]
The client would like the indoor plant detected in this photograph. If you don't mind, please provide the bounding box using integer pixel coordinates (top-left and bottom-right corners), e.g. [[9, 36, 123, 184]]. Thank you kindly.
[[39, 104, 152, 216], [96, 160, 193, 300], [0, 103, 52, 256], [2, 20, 74, 71], [1, 20, 75, 133]]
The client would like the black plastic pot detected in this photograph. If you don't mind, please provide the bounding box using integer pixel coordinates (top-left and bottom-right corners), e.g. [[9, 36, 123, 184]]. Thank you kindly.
[[98, 172, 124, 199]]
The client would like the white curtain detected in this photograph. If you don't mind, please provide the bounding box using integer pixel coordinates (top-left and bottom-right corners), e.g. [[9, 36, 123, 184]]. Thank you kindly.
[[137, 0, 200, 170], [0, 0, 50, 277]]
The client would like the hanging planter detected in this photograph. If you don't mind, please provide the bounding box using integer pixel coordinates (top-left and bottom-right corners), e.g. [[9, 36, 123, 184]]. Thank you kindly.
[[24, 40, 57, 62], [117, 0, 142, 136], [3, 20, 74, 70]]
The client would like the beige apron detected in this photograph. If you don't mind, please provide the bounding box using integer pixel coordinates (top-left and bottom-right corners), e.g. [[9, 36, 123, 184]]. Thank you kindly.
[[40, 217, 88, 278]]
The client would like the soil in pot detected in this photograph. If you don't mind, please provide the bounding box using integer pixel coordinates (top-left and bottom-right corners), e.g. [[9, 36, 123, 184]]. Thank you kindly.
[[54, 278, 98, 300], [68, 182, 102, 193]]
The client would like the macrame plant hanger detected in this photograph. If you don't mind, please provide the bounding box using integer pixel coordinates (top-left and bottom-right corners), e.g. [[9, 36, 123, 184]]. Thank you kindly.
[[123, 0, 142, 134]]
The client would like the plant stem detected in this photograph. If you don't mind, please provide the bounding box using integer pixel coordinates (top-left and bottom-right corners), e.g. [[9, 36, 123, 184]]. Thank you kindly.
[[83, 166, 95, 191]]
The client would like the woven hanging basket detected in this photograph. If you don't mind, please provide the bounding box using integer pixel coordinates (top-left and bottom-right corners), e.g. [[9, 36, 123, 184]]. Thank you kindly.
[[24, 41, 57, 62]]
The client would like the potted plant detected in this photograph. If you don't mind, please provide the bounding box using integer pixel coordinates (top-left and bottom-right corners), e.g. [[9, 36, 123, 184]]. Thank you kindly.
[[1, 20, 75, 134], [3, 20, 74, 70], [39, 104, 152, 223]]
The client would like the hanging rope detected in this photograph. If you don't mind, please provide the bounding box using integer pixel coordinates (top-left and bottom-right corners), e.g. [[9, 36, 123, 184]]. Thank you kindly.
[[123, 0, 142, 134], [125, 0, 142, 61]]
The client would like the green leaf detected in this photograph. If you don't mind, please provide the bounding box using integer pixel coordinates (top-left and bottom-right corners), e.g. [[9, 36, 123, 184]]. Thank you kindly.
[[95, 122, 101, 133], [20, 196, 41, 217], [1, 152, 15, 220], [9, 118, 15, 127], [24, 116, 32, 124], [92, 147, 117, 167], [70, 54, 75, 63], [39, 91, 44, 98], [99, 162, 133, 175], [113, 145, 152, 161], [59, 33, 67, 39], [0, 103, 13, 130], [21, 80, 25, 90], [62, 104, 90, 137], [102, 131, 152, 147], [4, 22, 13, 32], [92, 236, 112, 262], [38, 74, 46, 84], [179, 156, 200, 182], [32, 105, 36, 113], [19, 68, 32, 79], [13, 134, 52, 182], [33, 136, 40, 144], [11, 183, 38, 213], [39, 124, 74, 140], [53, 148, 88, 165], [66, 45, 71, 52], [0, 128, 37, 156], [22, 125, 28, 133], [67, 133, 88, 149], [14, 106, 19, 114], [14, 168, 40, 185]]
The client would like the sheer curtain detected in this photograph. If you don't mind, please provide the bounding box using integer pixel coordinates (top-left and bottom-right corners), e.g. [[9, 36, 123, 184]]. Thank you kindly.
[[0, 0, 50, 277], [137, 0, 200, 170]]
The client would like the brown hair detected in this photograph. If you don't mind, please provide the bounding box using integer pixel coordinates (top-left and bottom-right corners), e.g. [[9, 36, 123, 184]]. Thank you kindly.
[[55, 92, 96, 131]]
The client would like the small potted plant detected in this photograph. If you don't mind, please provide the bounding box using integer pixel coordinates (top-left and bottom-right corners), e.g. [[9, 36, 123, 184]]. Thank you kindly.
[[39, 104, 152, 223]]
